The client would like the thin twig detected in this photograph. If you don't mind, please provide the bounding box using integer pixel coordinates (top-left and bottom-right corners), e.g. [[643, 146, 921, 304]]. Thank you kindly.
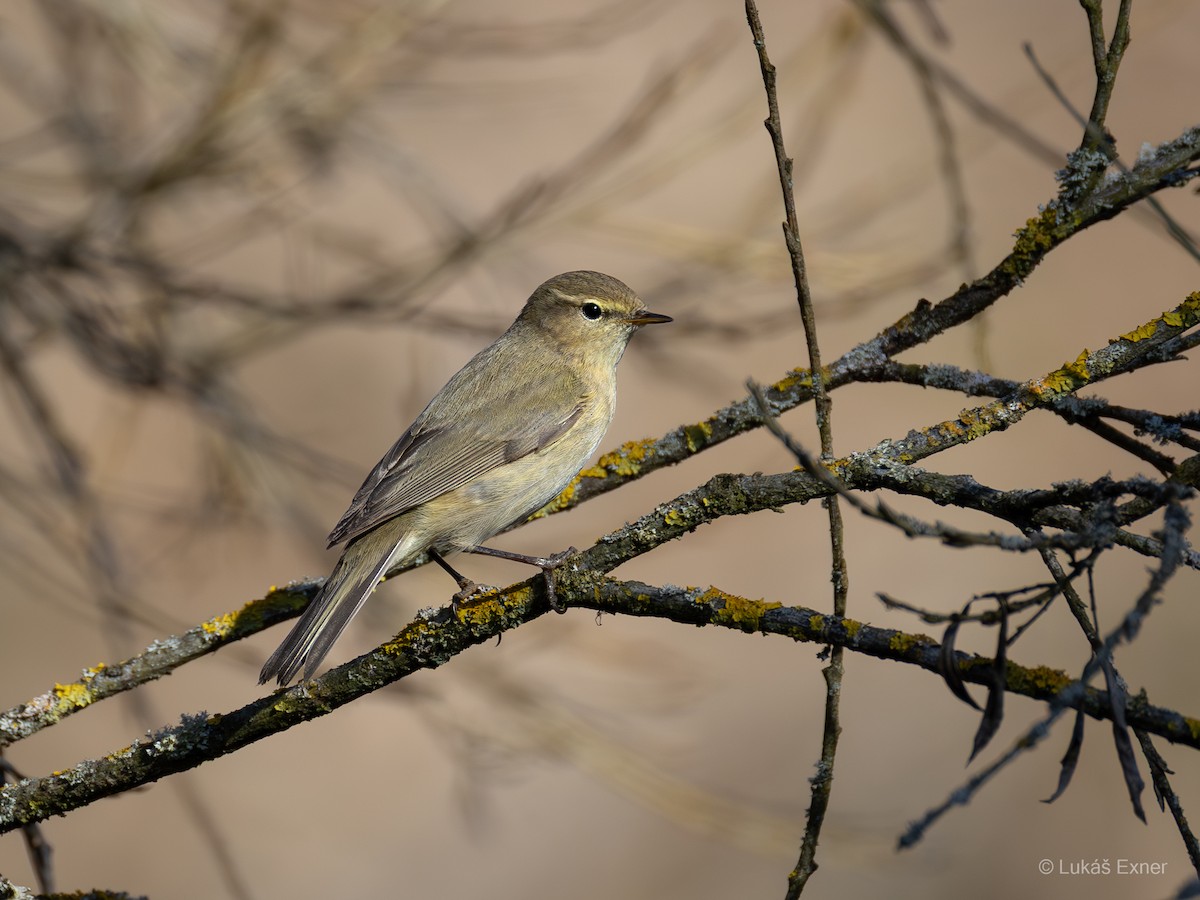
[[861, 359, 1200, 464], [744, 3, 846, 893], [1079, 0, 1133, 158], [1135, 729, 1200, 878]]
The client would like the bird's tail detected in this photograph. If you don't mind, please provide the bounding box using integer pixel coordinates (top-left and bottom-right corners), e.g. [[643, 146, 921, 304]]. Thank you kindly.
[[259, 528, 408, 686]]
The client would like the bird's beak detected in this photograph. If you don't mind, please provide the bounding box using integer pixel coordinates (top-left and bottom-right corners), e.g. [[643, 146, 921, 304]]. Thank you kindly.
[[624, 310, 673, 326]]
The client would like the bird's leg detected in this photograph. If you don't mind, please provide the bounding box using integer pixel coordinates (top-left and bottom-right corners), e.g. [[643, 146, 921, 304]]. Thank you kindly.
[[464, 545, 579, 613], [429, 549, 496, 610]]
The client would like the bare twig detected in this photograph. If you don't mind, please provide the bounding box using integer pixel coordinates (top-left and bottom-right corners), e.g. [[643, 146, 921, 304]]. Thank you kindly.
[[1136, 730, 1200, 877], [1079, 0, 1133, 157], [745, 2, 847, 892]]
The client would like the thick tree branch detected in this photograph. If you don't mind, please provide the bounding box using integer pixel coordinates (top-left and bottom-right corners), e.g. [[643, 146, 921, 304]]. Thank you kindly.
[[4, 572, 1199, 833]]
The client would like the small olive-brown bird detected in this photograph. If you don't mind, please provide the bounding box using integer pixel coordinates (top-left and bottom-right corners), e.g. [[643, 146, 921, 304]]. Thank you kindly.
[[260, 271, 671, 685]]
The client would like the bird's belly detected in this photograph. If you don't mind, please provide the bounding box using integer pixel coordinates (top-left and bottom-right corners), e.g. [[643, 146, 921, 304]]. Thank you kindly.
[[416, 431, 604, 552]]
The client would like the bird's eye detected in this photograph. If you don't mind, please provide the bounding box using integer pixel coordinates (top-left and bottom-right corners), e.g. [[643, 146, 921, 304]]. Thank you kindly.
[[580, 302, 603, 321]]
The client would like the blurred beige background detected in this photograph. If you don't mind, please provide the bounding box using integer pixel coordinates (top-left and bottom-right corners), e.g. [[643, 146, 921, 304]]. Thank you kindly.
[[1, 1, 1198, 898]]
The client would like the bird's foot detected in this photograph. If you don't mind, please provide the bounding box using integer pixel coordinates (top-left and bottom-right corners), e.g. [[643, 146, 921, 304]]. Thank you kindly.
[[538, 547, 579, 614], [464, 544, 580, 613]]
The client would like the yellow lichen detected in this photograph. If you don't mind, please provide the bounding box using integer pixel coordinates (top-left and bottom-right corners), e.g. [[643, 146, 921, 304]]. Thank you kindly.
[[1063, 349, 1090, 381], [1006, 207, 1058, 275], [1186, 716, 1200, 743], [888, 631, 934, 653], [201, 611, 238, 636], [1038, 350, 1091, 396], [952, 410, 993, 443], [772, 368, 811, 395], [1120, 321, 1159, 343], [683, 421, 713, 453], [1114, 295, 1199, 346], [381, 621, 432, 657], [52, 682, 94, 710], [1010, 663, 1071, 693], [458, 592, 509, 628], [593, 438, 656, 477], [696, 587, 781, 631], [664, 508, 686, 527]]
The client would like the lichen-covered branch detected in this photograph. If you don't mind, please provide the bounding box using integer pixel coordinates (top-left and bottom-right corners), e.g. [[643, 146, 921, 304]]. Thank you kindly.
[[4, 572, 1198, 834], [0, 583, 315, 750]]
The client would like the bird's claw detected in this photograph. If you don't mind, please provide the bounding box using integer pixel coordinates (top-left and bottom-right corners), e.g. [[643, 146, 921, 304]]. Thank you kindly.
[[541, 546, 579, 614]]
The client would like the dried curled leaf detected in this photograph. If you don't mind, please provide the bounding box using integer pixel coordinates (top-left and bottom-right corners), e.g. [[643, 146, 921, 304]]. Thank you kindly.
[[1102, 656, 1146, 822], [1043, 707, 1086, 804], [938, 614, 981, 712], [968, 602, 1008, 763]]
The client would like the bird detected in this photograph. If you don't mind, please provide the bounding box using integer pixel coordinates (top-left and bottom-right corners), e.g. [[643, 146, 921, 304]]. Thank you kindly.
[[259, 270, 672, 685]]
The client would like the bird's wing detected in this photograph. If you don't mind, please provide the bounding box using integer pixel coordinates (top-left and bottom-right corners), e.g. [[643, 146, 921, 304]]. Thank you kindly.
[[326, 343, 588, 547]]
